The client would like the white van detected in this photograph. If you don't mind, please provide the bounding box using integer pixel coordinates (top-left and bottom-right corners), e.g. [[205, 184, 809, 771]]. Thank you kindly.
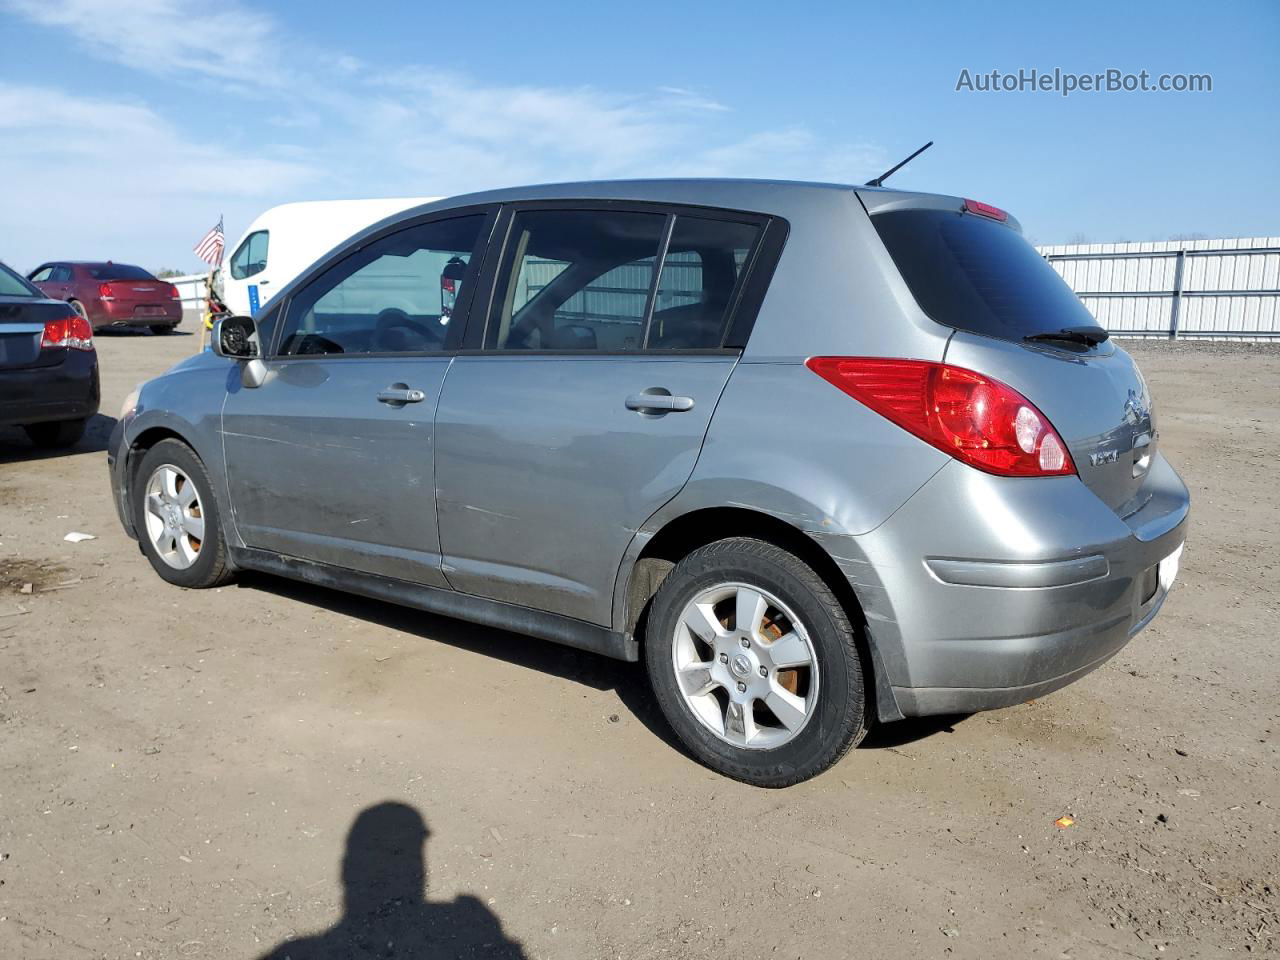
[[220, 198, 439, 317]]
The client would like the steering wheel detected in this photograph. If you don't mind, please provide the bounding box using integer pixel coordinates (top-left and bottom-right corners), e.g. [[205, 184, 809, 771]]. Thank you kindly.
[[372, 308, 443, 352]]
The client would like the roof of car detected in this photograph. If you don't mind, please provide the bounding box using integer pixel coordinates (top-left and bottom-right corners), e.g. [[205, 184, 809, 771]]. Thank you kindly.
[[433, 177, 873, 208], [365, 179, 937, 237], [52, 261, 146, 267]]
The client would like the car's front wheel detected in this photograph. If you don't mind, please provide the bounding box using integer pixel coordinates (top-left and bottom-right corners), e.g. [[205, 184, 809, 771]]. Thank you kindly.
[[644, 537, 867, 787], [133, 439, 233, 588]]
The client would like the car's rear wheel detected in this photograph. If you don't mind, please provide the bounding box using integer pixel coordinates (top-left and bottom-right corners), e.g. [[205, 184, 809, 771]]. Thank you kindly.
[[644, 537, 867, 787], [68, 300, 88, 321], [133, 439, 232, 588], [149, 324, 174, 335], [23, 418, 86, 449]]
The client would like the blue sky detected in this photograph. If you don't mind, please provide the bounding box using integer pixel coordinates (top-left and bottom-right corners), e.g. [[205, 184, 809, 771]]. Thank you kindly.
[[1, 0, 1276, 272]]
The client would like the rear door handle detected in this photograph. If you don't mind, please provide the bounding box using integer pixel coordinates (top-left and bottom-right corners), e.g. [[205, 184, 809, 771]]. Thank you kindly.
[[625, 392, 695, 413], [377, 386, 426, 404]]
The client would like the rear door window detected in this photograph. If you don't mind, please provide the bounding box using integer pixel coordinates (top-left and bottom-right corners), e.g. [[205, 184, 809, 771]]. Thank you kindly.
[[487, 209, 764, 352], [871, 208, 1102, 342], [490, 209, 666, 352], [649, 217, 760, 349], [50, 265, 74, 283], [230, 230, 269, 280]]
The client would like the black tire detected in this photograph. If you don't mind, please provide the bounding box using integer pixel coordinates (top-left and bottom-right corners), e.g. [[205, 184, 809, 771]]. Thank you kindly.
[[149, 324, 175, 335], [644, 537, 867, 787], [132, 439, 233, 588], [23, 418, 86, 449]]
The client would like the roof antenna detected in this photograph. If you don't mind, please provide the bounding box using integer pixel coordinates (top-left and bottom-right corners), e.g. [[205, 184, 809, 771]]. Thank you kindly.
[[864, 140, 934, 187]]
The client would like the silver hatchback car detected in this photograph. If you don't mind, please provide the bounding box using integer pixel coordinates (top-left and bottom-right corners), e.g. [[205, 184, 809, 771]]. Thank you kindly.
[[108, 180, 1189, 786]]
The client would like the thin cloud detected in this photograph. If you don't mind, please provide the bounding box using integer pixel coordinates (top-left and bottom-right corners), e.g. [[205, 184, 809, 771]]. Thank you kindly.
[[0, 81, 317, 269], [2, 0, 285, 84], [2, 0, 885, 268]]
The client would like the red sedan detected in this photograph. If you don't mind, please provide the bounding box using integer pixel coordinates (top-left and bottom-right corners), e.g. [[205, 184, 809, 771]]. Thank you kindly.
[[28, 261, 182, 334]]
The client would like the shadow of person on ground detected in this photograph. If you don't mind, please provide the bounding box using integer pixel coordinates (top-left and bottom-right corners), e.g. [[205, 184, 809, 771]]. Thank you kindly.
[[257, 802, 527, 960]]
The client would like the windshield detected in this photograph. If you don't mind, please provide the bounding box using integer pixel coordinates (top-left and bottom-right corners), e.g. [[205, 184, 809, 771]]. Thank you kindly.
[[871, 208, 1104, 343], [0, 262, 41, 297], [88, 264, 155, 281]]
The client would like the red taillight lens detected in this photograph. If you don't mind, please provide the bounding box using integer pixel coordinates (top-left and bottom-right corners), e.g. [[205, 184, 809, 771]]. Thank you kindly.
[[963, 198, 1009, 222], [98, 282, 115, 300], [41, 313, 94, 351], [168, 283, 181, 300], [806, 357, 1074, 477]]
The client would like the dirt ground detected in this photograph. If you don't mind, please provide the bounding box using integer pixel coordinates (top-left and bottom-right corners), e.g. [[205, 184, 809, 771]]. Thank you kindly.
[[1, 330, 1276, 960]]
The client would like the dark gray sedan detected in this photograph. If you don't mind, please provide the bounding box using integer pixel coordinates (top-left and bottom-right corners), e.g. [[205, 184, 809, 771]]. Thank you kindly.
[[0, 260, 99, 448]]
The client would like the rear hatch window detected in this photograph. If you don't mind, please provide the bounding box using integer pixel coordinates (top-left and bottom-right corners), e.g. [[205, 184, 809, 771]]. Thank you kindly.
[[870, 207, 1103, 343]]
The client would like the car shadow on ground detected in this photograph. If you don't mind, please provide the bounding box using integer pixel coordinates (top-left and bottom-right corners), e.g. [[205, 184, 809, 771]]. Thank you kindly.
[[859, 713, 969, 748], [237, 573, 969, 764], [236, 573, 691, 758], [0, 412, 117, 464], [255, 801, 528, 959]]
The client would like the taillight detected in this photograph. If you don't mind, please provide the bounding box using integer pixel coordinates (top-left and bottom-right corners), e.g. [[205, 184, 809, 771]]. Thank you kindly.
[[806, 357, 1075, 477], [168, 283, 181, 300], [98, 282, 115, 301], [41, 313, 94, 351]]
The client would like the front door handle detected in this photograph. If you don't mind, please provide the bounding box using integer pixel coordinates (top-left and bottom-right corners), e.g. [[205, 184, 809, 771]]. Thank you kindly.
[[625, 391, 695, 413], [377, 386, 426, 405]]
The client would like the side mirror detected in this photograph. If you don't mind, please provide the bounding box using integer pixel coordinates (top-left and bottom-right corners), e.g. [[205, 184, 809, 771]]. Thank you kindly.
[[212, 315, 269, 388], [212, 315, 258, 359]]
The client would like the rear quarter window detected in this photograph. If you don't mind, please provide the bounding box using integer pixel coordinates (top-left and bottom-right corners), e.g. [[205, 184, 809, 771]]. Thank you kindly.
[[0, 262, 41, 297], [871, 208, 1101, 342]]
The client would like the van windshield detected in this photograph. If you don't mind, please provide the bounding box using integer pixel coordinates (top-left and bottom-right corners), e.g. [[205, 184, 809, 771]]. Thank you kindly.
[[871, 208, 1104, 343]]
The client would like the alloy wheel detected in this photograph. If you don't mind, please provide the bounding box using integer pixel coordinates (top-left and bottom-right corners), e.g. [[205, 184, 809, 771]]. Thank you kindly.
[[671, 582, 820, 750], [142, 464, 205, 570]]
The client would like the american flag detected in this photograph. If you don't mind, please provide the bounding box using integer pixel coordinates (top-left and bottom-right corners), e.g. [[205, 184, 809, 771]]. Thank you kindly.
[[193, 216, 224, 267]]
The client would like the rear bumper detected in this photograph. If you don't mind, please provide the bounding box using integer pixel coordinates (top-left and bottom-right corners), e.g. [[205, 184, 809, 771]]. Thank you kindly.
[[92, 299, 182, 328], [0, 350, 100, 427], [838, 452, 1189, 718]]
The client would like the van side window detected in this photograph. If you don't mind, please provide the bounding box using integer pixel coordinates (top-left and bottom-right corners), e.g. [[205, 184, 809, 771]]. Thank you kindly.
[[647, 217, 761, 349], [276, 215, 485, 357], [489, 210, 666, 352], [230, 230, 269, 280]]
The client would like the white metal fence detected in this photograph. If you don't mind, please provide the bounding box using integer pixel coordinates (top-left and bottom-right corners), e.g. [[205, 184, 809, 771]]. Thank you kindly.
[[1037, 237, 1280, 340], [167, 272, 212, 326]]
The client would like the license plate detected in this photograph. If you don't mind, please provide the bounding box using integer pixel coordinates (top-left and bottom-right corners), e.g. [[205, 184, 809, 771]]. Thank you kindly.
[[135, 306, 164, 317], [1158, 544, 1183, 592]]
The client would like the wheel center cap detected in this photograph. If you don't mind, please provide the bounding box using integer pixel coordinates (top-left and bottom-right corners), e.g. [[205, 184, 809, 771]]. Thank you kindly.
[[730, 654, 752, 678]]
